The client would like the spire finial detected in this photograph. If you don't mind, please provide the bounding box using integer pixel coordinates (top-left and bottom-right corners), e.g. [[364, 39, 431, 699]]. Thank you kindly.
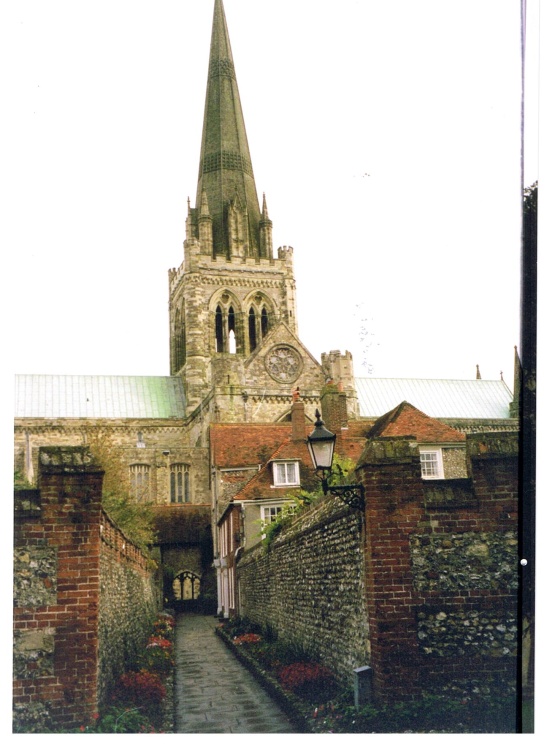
[[476, 364, 482, 380]]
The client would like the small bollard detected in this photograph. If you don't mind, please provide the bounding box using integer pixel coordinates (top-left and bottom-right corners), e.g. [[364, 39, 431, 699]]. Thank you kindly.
[[353, 666, 373, 709]]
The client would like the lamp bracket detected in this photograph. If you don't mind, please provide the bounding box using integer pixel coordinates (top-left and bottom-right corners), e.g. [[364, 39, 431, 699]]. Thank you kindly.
[[316, 469, 365, 511]]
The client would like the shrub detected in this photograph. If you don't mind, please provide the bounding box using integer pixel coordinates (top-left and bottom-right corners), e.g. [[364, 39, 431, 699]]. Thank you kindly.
[[310, 691, 518, 733], [225, 616, 256, 638], [152, 615, 175, 637], [78, 706, 159, 734], [141, 636, 175, 675], [277, 662, 338, 703], [112, 669, 166, 708]]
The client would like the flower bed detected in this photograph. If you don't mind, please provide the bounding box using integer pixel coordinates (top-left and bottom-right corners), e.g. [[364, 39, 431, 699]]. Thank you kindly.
[[216, 617, 517, 733], [78, 612, 176, 734]]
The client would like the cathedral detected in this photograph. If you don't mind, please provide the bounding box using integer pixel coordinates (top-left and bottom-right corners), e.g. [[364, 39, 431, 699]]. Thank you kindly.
[[14, 0, 516, 612]]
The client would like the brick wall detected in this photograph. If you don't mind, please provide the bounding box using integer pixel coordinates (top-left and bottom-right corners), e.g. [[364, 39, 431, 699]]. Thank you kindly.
[[13, 447, 159, 732]]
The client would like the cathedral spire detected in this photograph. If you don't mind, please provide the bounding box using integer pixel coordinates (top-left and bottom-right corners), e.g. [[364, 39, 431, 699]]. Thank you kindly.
[[196, 0, 261, 258]]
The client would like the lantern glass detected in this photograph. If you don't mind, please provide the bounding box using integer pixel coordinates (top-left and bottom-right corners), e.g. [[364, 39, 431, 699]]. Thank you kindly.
[[307, 411, 336, 470], [307, 437, 335, 470]]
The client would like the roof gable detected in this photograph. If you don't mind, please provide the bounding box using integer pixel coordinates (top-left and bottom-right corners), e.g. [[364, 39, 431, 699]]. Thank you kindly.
[[367, 401, 465, 443], [243, 321, 325, 391], [233, 437, 318, 501]]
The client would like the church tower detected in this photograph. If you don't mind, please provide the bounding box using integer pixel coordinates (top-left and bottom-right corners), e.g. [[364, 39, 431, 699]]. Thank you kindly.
[[169, 0, 305, 417]]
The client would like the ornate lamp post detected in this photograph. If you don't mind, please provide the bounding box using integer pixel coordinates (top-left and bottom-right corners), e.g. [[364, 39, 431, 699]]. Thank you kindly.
[[307, 410, 365, 510]]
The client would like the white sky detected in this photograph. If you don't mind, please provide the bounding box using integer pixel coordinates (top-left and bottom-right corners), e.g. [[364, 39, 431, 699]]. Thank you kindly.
[[1, 0, 541, 386]]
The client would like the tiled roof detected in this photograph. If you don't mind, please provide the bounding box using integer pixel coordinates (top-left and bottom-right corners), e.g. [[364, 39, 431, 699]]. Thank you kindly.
[[355, 378, 513, 419], [14, 375, 186, 419], [210, 424, 291, 468], [233, 438, 317, 501], [366, 402, 466, 443], [232, 432, 367, 502]]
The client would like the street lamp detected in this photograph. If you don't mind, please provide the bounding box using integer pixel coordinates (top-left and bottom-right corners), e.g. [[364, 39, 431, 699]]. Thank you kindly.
[[307, 409, 365, 511]]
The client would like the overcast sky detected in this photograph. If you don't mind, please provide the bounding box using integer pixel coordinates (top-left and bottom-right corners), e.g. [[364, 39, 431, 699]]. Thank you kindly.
[[2, 0, 541, 387]]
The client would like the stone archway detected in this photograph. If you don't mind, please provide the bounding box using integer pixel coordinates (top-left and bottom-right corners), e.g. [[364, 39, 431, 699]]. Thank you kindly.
[[173, 570, 201, 611]]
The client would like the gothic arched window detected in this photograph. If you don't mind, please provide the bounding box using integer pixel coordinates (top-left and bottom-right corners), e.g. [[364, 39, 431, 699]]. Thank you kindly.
[[215, 305, 224, 352], [170, 463, 190, 503], [261, 307, 269, 337], [130, 464, 150, 503], [249, 306, 257, 352], [228, 307, 236, 353]]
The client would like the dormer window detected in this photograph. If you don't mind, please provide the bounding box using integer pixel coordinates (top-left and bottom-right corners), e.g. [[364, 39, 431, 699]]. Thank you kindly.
[[273, 461, 300, 486], [419, 448, 444, 479]]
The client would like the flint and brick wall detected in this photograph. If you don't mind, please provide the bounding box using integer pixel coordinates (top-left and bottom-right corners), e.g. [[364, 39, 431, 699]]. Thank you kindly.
[[236, 431, 518, 701], [237, 497, 369, 686], [13, 447, 159, 732], [357, 431, 519, 701]]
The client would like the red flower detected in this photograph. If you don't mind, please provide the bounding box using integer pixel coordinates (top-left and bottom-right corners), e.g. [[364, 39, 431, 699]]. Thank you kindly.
[[233, 633, 261, 645]]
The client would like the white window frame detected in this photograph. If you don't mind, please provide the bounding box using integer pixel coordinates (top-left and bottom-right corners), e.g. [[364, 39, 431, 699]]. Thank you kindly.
[[260, 504, 285, 525], [272, 461, 300, 487], [419, 447, 444, 479]]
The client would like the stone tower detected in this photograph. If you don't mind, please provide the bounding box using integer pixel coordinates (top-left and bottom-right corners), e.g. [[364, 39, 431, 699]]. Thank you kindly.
[[169, 0, 313, 420]]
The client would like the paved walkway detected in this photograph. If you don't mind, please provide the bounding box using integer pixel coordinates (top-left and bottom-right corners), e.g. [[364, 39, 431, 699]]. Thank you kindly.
[[174, 613, 296, 733]]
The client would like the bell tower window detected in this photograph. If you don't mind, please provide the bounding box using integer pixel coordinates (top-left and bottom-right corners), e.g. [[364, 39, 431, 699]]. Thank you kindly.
[[249, 307, 257, 352], [228, 307, 237, 353], [215, 305, 224, 352], [261, 307, 269, 337]]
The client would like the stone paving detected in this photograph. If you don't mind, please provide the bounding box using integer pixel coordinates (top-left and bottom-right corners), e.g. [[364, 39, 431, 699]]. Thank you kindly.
[[174, 612, 297, 733]]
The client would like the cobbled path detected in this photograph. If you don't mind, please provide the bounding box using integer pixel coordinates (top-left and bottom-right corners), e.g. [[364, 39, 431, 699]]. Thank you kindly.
[[174, 612, 296, 733]]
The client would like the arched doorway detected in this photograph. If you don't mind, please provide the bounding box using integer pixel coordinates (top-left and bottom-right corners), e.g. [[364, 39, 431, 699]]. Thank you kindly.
[[173, 570, 201, 611]]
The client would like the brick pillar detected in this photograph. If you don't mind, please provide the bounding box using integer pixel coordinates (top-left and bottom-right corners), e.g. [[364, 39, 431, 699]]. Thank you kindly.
[[356, 436, 424, 700], [13, 447, 104, 731]]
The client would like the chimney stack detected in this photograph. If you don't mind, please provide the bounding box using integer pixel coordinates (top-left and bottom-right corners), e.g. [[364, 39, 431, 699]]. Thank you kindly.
[[320, 383, 348, 437], [291, 389, 306, 441]]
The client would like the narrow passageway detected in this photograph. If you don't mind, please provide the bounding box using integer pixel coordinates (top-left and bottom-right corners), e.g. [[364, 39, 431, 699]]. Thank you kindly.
[[174, 612, 296, 733]]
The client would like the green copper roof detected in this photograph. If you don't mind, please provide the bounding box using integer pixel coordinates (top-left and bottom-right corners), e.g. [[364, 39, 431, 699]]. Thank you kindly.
[[14, 375, 186, 419], [355, 378, 513, 420], [195, 0, 261, 255]]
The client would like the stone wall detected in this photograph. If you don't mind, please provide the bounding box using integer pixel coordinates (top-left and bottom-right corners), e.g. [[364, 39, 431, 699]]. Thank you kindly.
[[237, 496, 369, 687], [14, 418, 210, 507], [13, 447, 160, 732], [97, 511, 159, 707]]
